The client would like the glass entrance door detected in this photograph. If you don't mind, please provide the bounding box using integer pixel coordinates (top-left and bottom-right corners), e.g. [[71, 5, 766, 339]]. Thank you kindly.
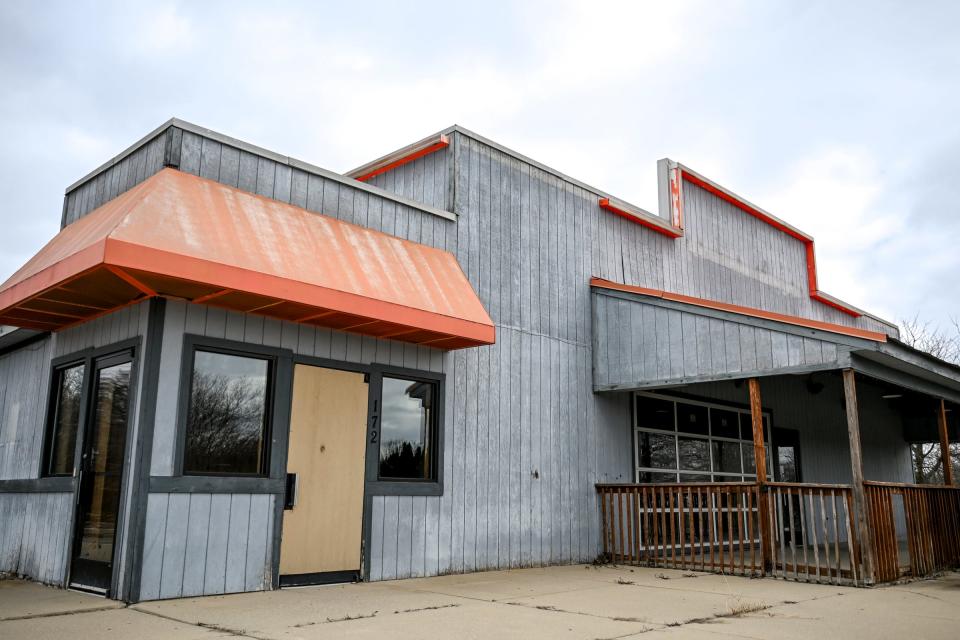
[[69, 354, 133, 594], [773, 428, 803, 544]]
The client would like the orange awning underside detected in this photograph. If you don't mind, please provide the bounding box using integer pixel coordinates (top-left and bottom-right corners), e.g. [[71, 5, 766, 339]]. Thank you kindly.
[[0, 168, 495, 349]]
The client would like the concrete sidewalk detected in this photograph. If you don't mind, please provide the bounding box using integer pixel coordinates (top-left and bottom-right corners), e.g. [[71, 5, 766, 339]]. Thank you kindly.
[[2, 565, 958, 639]]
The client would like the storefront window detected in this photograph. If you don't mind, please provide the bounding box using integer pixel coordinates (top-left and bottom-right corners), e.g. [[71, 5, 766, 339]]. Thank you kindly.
[[633, 393, 772, 483], [183, 349, 272, 475], [43, 363, 86, 477], [378, 376, 438, 481]]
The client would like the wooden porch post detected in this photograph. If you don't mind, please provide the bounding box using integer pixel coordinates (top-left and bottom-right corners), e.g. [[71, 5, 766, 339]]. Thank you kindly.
[[748, 378, 772, 571], [842, 368, 875, 584], [938, 399, 954, 486]]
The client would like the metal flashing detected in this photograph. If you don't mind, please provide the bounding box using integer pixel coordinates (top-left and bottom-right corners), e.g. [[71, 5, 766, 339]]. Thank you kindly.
[[598, 196, 682, 238], [591, 277, 888, 342], [346, 133, 450, 182]]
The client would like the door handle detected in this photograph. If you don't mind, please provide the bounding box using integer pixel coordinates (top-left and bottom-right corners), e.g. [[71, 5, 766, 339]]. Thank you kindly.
[[284, 473, 298, 510]]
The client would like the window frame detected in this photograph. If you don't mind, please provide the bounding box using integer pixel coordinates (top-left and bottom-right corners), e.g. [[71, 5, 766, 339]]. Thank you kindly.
[[41, 356, 91, 478], [632, 391, 774, 483], [365, 364, 445, 497], [176, 336, 282, 479]]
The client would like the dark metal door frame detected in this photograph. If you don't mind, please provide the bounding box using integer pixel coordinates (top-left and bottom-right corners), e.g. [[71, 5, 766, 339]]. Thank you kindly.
[[68, 349, 135, 595]]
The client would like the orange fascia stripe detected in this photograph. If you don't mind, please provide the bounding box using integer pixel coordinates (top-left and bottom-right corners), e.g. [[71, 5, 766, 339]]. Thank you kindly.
[[0, 241, 107, 312], [591, 277, 887, 343], [353, 135, 450, 182], [103, 239, 496, 345], [598, 198, 682, 238], [680, 170, 862, 318]]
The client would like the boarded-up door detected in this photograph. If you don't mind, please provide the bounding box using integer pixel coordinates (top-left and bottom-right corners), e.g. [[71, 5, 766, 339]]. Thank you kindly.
[[280, 365, 368, 585]]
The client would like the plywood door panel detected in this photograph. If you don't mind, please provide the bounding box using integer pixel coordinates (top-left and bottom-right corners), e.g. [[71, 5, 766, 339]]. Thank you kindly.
[[280, 365, 367, 576]]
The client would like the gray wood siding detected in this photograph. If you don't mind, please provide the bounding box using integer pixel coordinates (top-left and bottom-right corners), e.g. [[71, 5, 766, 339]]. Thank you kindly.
[[169, 127, 455, 246], [0, 302, 150, 591], [370, 129, 893, 337], [0, 492, 74, 585], [144, 297, 629, 591], [0, 337, 53, 480], [592, 289, 855, 390], [364, 145, 453, 211], [63, 133, 168, 227], [138, 492, 275, 600]]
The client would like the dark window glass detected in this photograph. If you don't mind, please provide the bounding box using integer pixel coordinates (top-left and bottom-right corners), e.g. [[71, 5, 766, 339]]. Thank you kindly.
[[379, 377, 436, 481], [183, 350, 270, 475], [712, 440, 742, 474], [45, 364, 85, 476], [637, 432, 676, 470], [710, 408, 740, 439], [742, 442, 756, 474], [677, 436, 710, 472], [679, 473, 711, 483], [638, 471, 678, 483], [636, 395, 674, 431], [676, 403, 709, 435], [713, 474, 742, 483]]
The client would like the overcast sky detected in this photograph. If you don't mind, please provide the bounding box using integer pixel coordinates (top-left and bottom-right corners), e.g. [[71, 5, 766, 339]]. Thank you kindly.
[[2, 1, 958, 331]]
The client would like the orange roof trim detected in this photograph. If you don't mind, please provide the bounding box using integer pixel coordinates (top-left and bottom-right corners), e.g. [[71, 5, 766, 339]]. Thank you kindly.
[[679, 170, 862, 318], [0, 168, 495, 350], [598, 197, 682, 238], [349, 134, 450, 183], [590, 277, 887, 343], [597, 165, 863, 318]]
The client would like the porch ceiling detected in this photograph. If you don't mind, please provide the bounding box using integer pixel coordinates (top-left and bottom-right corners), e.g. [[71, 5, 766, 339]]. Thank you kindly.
[[0, 168, 495, 349], [591, 281, 960, 405]]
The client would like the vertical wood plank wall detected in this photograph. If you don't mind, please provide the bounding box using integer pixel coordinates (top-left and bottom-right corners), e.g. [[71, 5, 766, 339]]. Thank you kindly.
[[0, 336, 52, 481], [593, 291, 849, 390], [0, 303, 150, 589], [141, 299, 627, 596], [62, 133, 168, 226], [0, 492, 75, 584]]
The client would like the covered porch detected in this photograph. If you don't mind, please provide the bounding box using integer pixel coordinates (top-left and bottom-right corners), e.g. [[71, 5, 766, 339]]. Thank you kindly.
[[592, 281, 960, 586]]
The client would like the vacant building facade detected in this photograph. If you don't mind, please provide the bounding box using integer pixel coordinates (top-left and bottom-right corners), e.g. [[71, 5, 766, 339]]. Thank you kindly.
[[0, 120, 957, 602]]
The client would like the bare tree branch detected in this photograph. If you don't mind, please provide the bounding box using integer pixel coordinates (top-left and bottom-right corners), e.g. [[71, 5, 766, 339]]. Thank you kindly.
[[897, 314, 960, 365]]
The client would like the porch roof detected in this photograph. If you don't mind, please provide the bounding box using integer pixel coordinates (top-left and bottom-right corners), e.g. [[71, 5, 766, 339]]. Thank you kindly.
[[0, 168, 495, 349], [591, 279, 960, 405]]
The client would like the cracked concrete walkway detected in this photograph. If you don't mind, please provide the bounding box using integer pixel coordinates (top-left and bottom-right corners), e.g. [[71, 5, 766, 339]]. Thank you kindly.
[[2, 566, 958, 639]]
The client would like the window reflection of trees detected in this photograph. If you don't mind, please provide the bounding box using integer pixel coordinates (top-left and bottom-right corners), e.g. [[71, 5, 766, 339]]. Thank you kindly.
[[378, 378, 434, 480], [635, 394, 771, 483], [185, 370, 267, 474], [48, 364, 85, 476]]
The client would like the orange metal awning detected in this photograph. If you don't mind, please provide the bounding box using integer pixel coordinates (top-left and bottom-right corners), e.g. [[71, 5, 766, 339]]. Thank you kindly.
[[0, 168, 495, 349]]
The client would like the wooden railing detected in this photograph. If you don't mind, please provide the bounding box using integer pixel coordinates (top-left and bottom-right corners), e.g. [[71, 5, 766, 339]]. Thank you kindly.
[[766, 483, 862, 585], [598, 481, 960, 587], [864, 482, 960, 582], [597, 483, 764, 577]]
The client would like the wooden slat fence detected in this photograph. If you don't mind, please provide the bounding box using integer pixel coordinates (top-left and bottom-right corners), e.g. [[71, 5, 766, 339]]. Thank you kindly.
[[864, 482, 960, 582], [597, 483, 763, 577], [766, 482, 861, 585], [599, 481, 960, 587]]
